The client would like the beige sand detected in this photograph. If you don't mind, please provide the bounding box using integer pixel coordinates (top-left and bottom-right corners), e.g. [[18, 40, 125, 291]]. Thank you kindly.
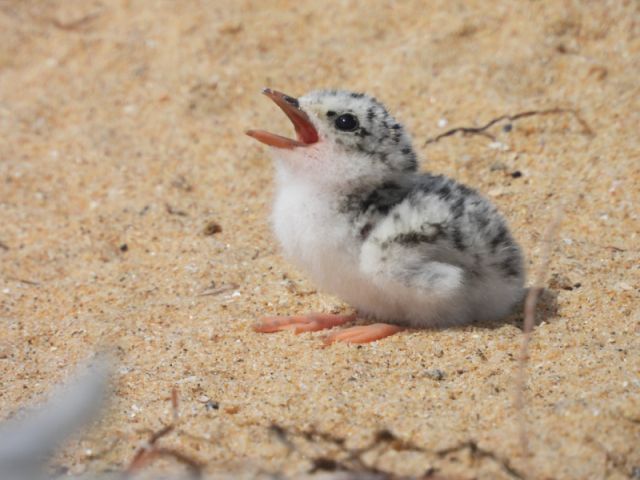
[[0, 1, 638, 478]]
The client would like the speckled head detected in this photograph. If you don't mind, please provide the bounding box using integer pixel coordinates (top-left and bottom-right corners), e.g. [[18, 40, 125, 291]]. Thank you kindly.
[[247, 88, 419, 183]]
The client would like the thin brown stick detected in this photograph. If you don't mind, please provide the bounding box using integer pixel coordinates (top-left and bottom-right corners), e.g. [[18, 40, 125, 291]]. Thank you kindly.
[[171, 387, 180, 424], [424, 108, 594, 145], [436, 440, 524, 479], [196, 283, 239, 297], [6, 276, 41, 286], [50, 11, 102, 31], [125, 387, 203, 478], [148, 424, 174, 445], [269, 423, 525, 478], [165, 203, 188, 217], [126, 424, 174, 473], [514, 210, 563, 461]]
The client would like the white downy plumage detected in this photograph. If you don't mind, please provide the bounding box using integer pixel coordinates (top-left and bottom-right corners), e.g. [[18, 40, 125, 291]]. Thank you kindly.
[[248, 89, 525, 330]]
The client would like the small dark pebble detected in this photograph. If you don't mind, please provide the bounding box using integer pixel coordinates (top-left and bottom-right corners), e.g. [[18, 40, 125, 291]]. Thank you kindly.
[[311, 457, 340, 472], [203, 221, 222, 236], [510, 170, 523, 178], [166, 204, 188, 216], [573, 282, 581, 289], [425, 369, 446, 380], [549, 272, 574, 291], [119, 243, 128, 252], [375, 429, 396, 442], [205, 400, 219, 411], [502, 123, 513, 133], [171, 175, 193, 192]]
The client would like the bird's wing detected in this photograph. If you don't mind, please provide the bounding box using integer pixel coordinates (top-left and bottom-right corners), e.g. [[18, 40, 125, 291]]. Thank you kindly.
[[360, 229, 467, 296], [353, 172, 523, 295]]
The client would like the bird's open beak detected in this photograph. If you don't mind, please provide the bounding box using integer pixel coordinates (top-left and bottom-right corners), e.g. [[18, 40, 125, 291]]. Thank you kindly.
[[246, 88, 319, 149]]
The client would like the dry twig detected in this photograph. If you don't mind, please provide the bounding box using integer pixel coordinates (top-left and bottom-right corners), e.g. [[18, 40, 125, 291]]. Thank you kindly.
[[424, 108, 594, 145], [197, 283, 239, 297], [50, 11, 102, 31], [6, 276, 40, 286], [165, 203, 188, 217], [269, 423, 524, 479], [514, 209, 563, 465], [435, 441, 524, 479], [126, 388, 203, 478]]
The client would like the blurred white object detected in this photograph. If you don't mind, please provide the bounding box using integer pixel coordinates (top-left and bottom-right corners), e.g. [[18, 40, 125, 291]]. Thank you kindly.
[[0, 355, 110, 479]]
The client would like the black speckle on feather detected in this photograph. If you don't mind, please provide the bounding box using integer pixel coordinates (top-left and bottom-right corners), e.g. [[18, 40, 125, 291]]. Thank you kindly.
[[452, 227, 466, 251], [490, 225, 508, 252]]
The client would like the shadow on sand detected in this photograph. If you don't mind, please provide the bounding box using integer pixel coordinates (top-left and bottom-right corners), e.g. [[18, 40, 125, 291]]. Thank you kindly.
[[474, 287, 560, 331]]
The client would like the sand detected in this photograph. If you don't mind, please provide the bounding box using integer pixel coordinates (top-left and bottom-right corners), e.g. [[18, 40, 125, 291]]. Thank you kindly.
[[0, 1, 638, 478]]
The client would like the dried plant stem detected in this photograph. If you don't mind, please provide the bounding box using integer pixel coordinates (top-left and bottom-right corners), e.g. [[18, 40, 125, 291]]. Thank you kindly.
[[424, 108, 594, 145], [126, 387, 203, 478], [515, 210, 564, 461]]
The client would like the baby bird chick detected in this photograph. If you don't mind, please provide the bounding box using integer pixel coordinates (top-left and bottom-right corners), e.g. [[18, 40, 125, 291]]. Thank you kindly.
[[247, 89, 525, 344]]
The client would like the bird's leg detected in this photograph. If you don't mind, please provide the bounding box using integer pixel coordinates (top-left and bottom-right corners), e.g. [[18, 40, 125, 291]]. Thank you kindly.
[[323, 323, 403, 345], [253, 312, 356, 334]]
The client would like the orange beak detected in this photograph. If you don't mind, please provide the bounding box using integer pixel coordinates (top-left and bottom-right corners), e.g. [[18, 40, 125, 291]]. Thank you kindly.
[[246, 88, 319, 149]]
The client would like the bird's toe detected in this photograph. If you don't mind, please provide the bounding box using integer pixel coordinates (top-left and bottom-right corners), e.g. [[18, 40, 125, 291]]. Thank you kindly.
[[253, 312, 356, 334], [323, 323, 403, 345]]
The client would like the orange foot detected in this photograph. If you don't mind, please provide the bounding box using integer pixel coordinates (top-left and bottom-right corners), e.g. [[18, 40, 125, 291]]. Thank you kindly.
[[253, 312, 356, 334], [323, 323, 403, 346]]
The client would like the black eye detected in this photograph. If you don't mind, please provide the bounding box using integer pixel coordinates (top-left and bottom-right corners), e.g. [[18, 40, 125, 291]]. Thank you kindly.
[[334, 113, 359, 132]]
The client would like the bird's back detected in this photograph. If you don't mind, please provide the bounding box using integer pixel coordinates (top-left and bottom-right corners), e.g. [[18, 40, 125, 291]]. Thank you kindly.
[[343, 173, 526, 324]]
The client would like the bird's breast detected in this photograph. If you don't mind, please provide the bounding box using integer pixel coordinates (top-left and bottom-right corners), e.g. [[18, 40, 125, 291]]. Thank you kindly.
[[272, 182, 364, 295]]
